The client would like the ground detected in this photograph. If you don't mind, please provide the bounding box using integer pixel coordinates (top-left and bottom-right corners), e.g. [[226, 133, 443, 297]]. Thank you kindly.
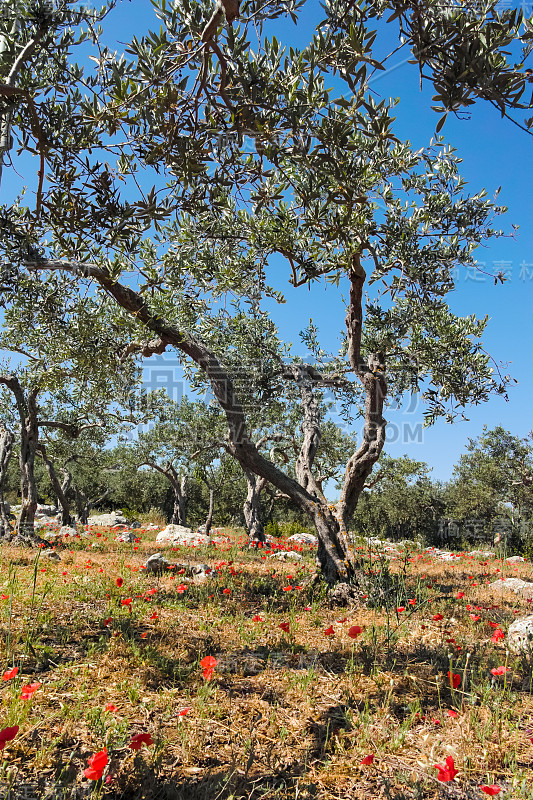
[[0, 524, 532, 799]]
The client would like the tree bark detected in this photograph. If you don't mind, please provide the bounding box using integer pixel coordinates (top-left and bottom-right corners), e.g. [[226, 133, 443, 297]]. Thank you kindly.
[[204, 487, 214, 535], [38, 443, 73, 527], [0, 427, 14, 538], [0, 377, 39, 539], [243, 469, 267, 545], [75, 487, 110, 525], [169, 472, 187, 525]]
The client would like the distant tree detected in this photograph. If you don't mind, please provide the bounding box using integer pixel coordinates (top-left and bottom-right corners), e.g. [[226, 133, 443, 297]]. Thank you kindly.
[[445, 426, 533, 539], [353, 454, 442, 542]]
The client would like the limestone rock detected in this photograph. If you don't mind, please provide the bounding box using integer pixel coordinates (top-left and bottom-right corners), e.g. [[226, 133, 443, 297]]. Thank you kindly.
[[506, 555, 526, 563], [269, 551, 303, 562], [287, 532, 318, 546], [489, 577, 533, 595], [115, 531, 138, 543], [156, 524, 210, 546], [87, 513, 128, 528], [508, 615, 533, 654], [59, 526, 77, 538]]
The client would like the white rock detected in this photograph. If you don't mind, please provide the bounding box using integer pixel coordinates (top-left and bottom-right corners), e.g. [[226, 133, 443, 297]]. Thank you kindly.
[[87, 513, 128, 527], [506, 555, 526, 563], [508, 615, 533, 654], [115, 531, 137, 543], [156, 524, 210, 546], [270, 551, 303, 562], [287, 533, 318, 546], [489, 577, 533, 594], [60, 526, 77, 538]]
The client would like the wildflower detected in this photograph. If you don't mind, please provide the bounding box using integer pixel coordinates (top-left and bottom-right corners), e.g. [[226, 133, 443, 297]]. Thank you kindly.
[[177, 708, 190, 716], [116, 578, 123, 587], [129, 732, 153, 750], [469, 614, 481, 622], [252, 615, 263, 622], [21, 682, 41, 700], [447, 710, 458, 718], [480, 786, 501, 796], [200, 655, 218, 681], [491, 628, 504, 643], [447, 672, 461, 689], [282, 586, 293, 591], [360, 754, 374, 765], [457, 592, 465, 599], [176, 584, 187, 593], [279, 622, 290, 633], [150, 612, 158, 620], [104, 704, 117, 713], [0, 726, 19, 750], [324, 626, 334, 636], [121, 598, 132, 606], [2, 667, 18, 681], [222, 588, 231, 595], [84, 748, 107, 780], [434, 756, 458, 782], [348, 625, 363, 639], [397, 606, 405, 613], [491, 666, 510, 676], [432, 614, 444, 621], [408, 599, 416, 605]]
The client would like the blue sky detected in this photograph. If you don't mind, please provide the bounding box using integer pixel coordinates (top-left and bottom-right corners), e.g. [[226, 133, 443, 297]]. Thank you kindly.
[[2, 0, 532, 484]]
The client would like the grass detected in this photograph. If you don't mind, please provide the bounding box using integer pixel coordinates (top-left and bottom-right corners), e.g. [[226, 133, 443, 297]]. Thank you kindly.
[[0, 524, 533, 799]]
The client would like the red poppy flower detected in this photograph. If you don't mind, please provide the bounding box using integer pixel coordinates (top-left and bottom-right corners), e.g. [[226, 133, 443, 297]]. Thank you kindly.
[[469, 614, 481, 622], [84, 747, 107, 780], [252, 615, 263, 622], [2, 667, 18, 681], [282, 586, 293, 592], [116, 578, 123, 588], [457, 592, 465, 599], [360, 754, 374, 765], [337, 617, 348, 623], [150, 612, 158, 620], [121, 598, 132, 606], [434, 755, 458, 782], [21, 681, 41, 700], [176, 584, 187, 593], [0, 726, 19, 750], [480, 786, 501, 796], [432, 614, 444, 621], [129, 732, 153, 750], [408, 599, 416, 605], [200, 655, 218, 681], [447, 672, 461, 689], [491, 628, 504, 643], [222, 588, 231, 595], [348, 625, 363, 639], [104, 703, 117, 713], [177, 708, 190, 716], [491, 666, 509, 676], [324, 626, 334, 636], [397, 606, 405, 613], [279, 622, 290, 633]]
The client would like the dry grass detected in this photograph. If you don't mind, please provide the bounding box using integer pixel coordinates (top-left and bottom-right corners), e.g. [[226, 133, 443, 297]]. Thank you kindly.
[[1, 525, 533, 799]]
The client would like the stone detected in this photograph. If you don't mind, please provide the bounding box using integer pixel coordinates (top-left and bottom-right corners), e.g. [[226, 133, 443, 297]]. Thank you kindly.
[[41, 549, 61, 561], [269, 551, 303, 562], [287, 532, 318, 546], [506, 555, 526, 563], [36, 504, 58, 516], [59, 526, 77, 538], [156, 524, 210, 547], [508, 615, 533, 654], [87, 513, 128, 527], [190, 563, 212, 578], [142, 553, 171, 574], [489, 577, 533, 594], [115, 531, 137, 543]]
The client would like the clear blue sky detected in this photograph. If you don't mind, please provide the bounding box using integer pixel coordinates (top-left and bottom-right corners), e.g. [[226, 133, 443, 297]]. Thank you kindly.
[[2, 0, 532, 484]]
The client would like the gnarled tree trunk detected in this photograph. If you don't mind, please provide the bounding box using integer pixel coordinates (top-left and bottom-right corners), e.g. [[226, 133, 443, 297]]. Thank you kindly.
[[204, 487, 214, 535], [38, 443, 73, 527], [243, 469, 267, 545], [0, 427, 14, 538], [170, 473, 187, 525]]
